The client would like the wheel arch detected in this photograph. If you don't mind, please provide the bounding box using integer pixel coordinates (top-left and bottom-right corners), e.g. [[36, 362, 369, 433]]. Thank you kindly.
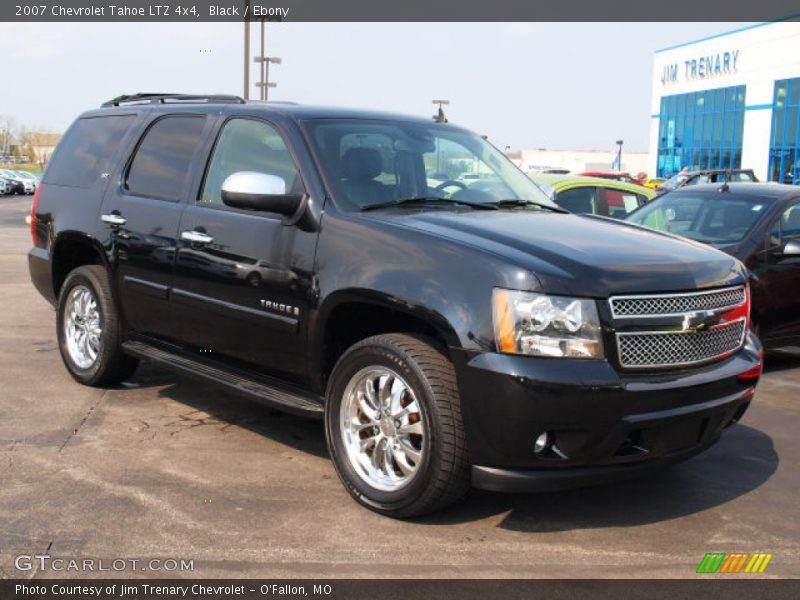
[[312, 289, 461, 391], [51, 232, 110, 299]]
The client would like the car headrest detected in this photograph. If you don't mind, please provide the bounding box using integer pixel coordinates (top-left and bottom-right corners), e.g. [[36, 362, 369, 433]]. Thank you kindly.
[[341, 147, 383, 181]]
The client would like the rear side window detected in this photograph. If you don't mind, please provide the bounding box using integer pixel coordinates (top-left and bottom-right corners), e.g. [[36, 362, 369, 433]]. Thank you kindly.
[[126, 116, 206, 201], [44, 115, 135, 188], [555, 187, 597, 214], [727, 172, 756, 182], [604, 188, 644, 218]]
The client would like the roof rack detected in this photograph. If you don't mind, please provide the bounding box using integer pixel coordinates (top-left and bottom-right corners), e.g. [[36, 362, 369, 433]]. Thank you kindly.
[[101, 93, 246, 107]]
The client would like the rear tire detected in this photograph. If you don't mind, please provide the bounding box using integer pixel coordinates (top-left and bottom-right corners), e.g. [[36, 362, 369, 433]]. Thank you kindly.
[[56, 265, 138, 386], [325, 334, 470, 518]]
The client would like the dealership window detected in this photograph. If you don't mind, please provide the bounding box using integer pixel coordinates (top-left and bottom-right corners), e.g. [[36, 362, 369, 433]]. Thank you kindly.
[[656, 85, 745, 177], [768, 78, 800, 184]]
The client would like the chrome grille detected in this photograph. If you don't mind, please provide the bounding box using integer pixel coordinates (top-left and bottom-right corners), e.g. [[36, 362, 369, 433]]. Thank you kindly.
[[610, 286, 745, 317], [617, 319, 746, 369]]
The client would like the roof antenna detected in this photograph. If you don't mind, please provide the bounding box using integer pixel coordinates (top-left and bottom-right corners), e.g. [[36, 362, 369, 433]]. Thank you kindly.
[[432, 99, 449, 123], [718, 182, 729, 192]]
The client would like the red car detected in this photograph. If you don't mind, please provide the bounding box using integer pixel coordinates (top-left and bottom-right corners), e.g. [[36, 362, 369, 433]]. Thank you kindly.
[[579, 171, 646, 186]]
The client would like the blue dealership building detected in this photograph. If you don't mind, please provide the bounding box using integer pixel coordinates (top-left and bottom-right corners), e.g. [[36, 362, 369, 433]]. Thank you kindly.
[[649, 21, 800, 182]]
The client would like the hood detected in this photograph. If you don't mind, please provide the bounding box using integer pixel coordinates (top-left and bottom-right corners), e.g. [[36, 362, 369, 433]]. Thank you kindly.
[[367, 210, 745, 296]]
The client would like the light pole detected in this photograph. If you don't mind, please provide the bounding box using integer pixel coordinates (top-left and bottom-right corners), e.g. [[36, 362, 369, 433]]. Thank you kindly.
[[259, 19, 265, 100], [615, 139, 623, 171], [243, 1, 251, 99], [432, 100, 449, 173], [254, 56, 281, 100]]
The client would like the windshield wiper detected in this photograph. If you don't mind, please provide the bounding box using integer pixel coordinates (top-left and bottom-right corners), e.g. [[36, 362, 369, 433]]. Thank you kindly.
[[360, 196, 498, 212], [488, 199, 569, 213]]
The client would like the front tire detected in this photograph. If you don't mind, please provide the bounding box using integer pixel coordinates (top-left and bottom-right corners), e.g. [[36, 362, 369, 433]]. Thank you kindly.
[[325, 334, 470, 518], [56, 265, 138, 386]]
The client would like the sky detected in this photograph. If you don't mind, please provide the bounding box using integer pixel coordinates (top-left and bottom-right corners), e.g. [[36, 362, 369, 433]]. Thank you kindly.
[[0, 22, 750, 152]]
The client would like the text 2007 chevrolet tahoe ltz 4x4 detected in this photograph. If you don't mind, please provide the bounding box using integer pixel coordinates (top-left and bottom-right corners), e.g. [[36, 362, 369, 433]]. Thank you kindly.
[[28, 94, 763, 517]]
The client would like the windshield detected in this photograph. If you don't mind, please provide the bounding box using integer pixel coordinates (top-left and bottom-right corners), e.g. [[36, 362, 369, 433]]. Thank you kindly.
[[626, 193, 767, 244], [303, 119, 554, 211]]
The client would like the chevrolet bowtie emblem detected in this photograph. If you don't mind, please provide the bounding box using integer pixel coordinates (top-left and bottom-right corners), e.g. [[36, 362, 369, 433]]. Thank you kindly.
[[682, 310, 722, 332]]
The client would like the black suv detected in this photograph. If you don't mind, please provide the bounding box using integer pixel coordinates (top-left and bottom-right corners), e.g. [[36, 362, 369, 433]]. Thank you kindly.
[[29, 94, 763, 517]]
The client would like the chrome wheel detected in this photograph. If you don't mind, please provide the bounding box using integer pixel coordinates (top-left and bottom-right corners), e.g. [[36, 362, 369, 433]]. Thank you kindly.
[[63, 285, 102, 370], [340, 366, 425, 492]]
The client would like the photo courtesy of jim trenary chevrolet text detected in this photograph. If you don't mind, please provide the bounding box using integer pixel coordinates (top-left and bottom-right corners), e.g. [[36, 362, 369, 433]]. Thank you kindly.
[[0, 1, 798, 598]]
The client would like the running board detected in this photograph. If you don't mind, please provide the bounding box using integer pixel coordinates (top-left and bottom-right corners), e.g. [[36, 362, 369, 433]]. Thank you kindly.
[[121, 339, 324, 417]]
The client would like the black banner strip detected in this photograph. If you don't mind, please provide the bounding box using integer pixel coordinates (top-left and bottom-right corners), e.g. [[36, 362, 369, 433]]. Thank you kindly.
[[2, 1, 800, 22], [2, 579, 799, 600]]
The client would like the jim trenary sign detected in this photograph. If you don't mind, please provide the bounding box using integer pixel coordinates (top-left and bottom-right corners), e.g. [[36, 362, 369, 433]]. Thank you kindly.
[[661, 50, 740, 85]]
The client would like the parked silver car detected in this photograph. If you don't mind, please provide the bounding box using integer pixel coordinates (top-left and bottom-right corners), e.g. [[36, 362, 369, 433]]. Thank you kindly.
[[0, 169, 35, 194], [12, 170, 39, 194]]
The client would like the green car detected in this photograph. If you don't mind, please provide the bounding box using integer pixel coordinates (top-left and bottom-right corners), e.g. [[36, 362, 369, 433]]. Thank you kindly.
[[529, 174, 656, 219]]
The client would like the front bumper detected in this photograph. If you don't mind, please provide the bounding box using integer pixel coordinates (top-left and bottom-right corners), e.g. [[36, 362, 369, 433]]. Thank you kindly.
[[453, 332, 762, 492]]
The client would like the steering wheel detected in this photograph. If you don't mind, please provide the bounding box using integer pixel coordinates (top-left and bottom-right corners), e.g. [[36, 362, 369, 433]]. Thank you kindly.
[[434, 180, 467, 195]]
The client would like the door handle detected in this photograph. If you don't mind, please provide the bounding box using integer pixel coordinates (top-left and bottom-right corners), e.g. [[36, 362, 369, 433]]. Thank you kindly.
[[101, 213, 127, 227], [181, 230, 214, 245]]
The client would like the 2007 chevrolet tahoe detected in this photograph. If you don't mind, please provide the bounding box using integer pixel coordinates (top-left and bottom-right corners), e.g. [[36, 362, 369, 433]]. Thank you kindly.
[[28, 93, 763, 517]]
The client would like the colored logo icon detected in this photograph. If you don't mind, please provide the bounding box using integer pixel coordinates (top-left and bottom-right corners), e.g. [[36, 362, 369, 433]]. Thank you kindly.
[[697, 552, 773, 574]]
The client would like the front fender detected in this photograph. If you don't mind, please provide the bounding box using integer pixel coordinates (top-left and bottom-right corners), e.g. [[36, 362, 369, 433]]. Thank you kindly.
[[310, 211, 537, 363]]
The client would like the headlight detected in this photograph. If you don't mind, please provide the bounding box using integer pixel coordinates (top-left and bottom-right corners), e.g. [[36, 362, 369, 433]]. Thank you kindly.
[[492, 289, 604, 359]]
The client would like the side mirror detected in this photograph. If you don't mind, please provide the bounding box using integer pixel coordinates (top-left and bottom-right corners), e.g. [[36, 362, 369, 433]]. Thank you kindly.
[[221, 171, 304, 218], [783, 239, 800, 256]]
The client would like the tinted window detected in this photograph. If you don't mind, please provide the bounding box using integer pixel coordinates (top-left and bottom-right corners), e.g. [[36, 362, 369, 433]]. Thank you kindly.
[[628, 193, 767, 244], [127, 116, 206, 201], [729, 171, 756, 182], [555, 187, 597, 214], [44, 115, 135, 188], [200, 118, 301, 206]]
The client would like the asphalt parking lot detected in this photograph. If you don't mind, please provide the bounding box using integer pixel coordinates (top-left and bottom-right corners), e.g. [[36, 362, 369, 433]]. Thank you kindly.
[[0, 195, 798, 579]]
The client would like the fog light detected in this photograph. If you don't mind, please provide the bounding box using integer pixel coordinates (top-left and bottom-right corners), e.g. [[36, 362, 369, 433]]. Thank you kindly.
[[533, 432, 551, 454]]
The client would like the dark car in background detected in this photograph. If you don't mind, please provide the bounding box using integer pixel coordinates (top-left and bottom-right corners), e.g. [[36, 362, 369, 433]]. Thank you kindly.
[[0, 171, 25, 195], [658, 169, 758, 193], [626, 183, 800, 348]]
